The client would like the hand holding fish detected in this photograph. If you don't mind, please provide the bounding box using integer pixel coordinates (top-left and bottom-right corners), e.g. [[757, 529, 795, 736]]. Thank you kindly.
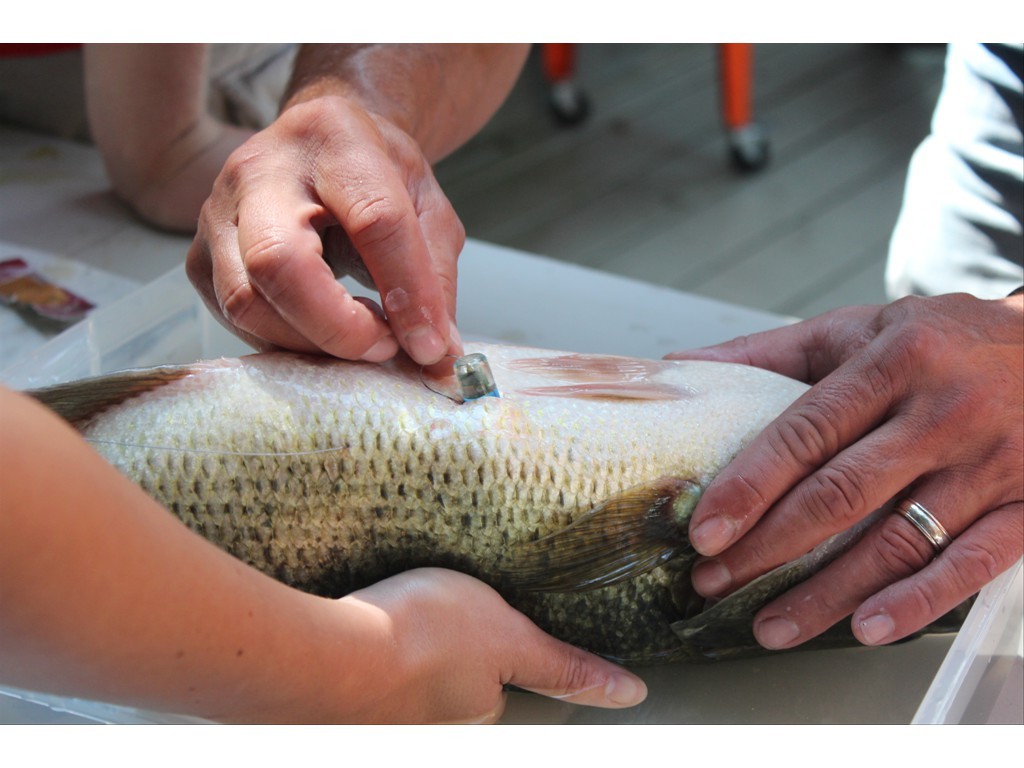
[[344, 568, 647, 723], [668, 291, 1024, 650], [185, 44, 529, 367], [0, 386, 644, 723]]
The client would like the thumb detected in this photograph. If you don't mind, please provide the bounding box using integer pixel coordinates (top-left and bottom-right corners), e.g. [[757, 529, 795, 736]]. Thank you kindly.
[[665, 322, 817, 380], [506, 630, 648, 710], [664, 305, 880, 384]]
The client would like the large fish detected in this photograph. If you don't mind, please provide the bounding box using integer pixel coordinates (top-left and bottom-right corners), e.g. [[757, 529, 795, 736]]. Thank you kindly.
[[28, 343, 968, 664]]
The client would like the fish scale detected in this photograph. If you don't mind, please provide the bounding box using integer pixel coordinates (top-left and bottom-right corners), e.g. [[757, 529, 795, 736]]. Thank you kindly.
[[28, 342, 971, 663]]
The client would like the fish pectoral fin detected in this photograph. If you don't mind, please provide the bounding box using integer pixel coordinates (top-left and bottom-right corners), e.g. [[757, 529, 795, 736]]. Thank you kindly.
[[503, 477, 701, 592], [26, 365, 195, 427]]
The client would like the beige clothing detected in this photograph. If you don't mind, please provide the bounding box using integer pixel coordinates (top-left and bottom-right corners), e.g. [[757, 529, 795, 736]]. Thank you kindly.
[[0, 44, 297, 142]]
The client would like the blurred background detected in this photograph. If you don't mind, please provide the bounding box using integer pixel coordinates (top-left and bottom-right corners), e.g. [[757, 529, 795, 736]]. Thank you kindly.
[[0, 42, 950, 362], [435, 43, 947, 319]]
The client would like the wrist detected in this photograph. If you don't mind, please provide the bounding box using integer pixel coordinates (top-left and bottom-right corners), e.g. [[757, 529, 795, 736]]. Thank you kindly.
[[281, 44, 528, 163], [281, 45, 418, 144], [124, 119, 253, 232]]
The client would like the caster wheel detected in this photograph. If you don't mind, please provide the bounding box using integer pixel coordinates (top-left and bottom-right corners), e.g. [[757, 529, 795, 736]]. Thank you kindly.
[[548, 80, 590, 126], [727, 123, 770, 172]]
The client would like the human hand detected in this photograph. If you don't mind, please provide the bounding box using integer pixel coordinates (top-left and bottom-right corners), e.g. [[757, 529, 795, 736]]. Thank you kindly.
[[666, 293, 1024, 650], [185, 93, 464, 366], [339, 568, 647, 724]]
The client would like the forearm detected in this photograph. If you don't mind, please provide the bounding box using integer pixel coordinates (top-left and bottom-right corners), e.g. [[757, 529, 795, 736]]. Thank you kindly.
[[283, 44, 530, 162], [0, 390, 383, 722], [82, 44, 253, 232], [1, 390, 649, 722]]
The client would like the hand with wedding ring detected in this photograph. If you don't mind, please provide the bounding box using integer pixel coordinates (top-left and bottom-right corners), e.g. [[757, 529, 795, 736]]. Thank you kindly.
[[666, 290, 1024, 650]]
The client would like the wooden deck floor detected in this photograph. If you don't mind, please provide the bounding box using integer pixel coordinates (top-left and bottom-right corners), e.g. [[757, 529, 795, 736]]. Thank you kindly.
[[435, 43, 947, 320]]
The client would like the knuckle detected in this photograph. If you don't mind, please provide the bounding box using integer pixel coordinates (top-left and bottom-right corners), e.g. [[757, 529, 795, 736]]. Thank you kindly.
[[218, 140, 271, 195], [950, 536, 1010, 589], [241, 234, 296, 299], [218, 280, 261, 330], [819, 308, 875, 361], [769, 404, 838, 470], [315, 324, 370, 358], [551, 650, 595, 697], [797, 463, 869, 529], [184, 240, 211, 286], [872, 516, 934, 580], [896, 578, 944, 625], [877, 294, 923, 325], [855, 347, 901, 404], [885, 310, 949, 375], [452, 214, 467, 249], [347, 197, 412, 254], [725, 334, 757, 364], [709, 473, 773, 520]]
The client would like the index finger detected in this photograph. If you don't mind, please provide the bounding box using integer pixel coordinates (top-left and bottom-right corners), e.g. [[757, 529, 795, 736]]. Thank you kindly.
[[234, 188, 400, 361], [664, 305, 880, 383], [687, 342, 901, 558], [318, 150, 458, 367]]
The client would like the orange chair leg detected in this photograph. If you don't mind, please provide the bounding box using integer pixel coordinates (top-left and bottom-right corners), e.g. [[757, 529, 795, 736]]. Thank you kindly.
[[542, 43, 576, 83], [542, 44, 588, 125], [719, 43, 753, 130], [718, 43, 768, 171]]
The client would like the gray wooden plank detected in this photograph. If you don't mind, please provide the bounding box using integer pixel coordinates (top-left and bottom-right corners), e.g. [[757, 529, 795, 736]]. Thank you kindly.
[[588, 50, 944, 304], [788, 247, 890, 319], [438, 44, 866, 246], [690, 165, 908, 313], [440, 43, 946, 319]]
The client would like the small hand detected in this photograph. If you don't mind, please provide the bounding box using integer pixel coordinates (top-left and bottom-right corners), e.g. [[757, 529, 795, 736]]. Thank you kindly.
[[186, 94, 464, 366], [666, 293, 1024, 649], [342, 568, 647, 724]]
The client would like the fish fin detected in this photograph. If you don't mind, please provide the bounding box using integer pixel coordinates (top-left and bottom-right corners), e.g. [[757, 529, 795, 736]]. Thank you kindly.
[[504, 477, 701, 592], [26, 365, 194, 427]]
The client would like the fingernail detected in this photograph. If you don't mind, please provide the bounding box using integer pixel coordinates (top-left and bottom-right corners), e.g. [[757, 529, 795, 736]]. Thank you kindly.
[[604, 673, 647, 707], [755, 616, 801, 649], [448, 319, 463, 356], [362, 336, 399, 362], [406, 325, 445, 365], [857, 613, 896, 645], [690, 517, 738, 555], [691, 560, 733, 596]]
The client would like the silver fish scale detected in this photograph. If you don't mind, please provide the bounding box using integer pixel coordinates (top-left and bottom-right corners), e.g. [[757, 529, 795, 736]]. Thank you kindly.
[[77, 347, 810, 662]]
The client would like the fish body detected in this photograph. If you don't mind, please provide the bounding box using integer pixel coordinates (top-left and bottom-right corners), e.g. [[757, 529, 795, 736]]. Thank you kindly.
[[30, 343, 965, 663]]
